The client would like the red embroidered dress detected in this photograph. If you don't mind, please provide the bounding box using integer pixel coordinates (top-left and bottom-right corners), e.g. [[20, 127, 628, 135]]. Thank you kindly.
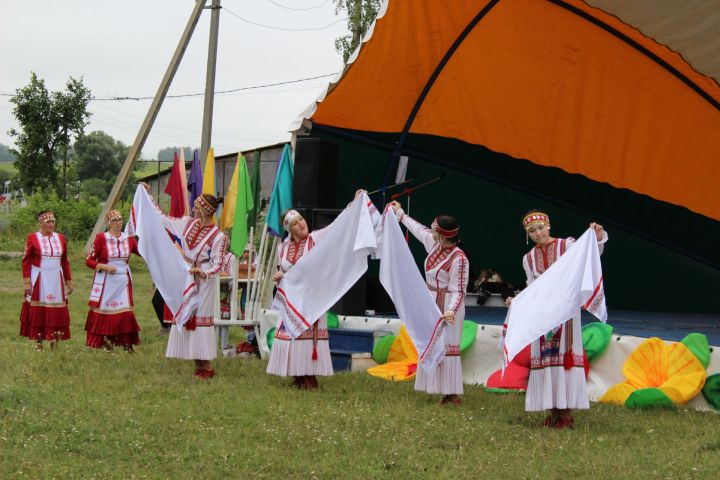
[[158, 214, 229, 360], [399, 210, 469, 395], [522, 234, 607, 411], [84, 232, 141, 348], [20, 232, 72, 341], [266, 227, 334, 377]]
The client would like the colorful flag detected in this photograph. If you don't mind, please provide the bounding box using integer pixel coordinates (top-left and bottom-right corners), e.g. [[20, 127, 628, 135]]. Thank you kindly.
[[229, 155, 254, 256], [187, 149, 202, 215], [178, 148, 189, 216], [202, 147, 216, 196], [248, 150, 262, 228], [266, 144, 294, 237], [201, 147, 216, 223], [164, 151, 188, 217]]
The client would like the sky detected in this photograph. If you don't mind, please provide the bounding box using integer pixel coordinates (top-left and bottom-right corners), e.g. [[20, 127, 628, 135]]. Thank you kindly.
[[1, 0, 349, 159]]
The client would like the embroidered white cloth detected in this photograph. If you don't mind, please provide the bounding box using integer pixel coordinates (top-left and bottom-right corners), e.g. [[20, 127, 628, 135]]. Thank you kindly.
[[125, 186, 198, 327], [503, 228, 607, 365], [376, 209, 445, 375], [272, 193, 377, 339]]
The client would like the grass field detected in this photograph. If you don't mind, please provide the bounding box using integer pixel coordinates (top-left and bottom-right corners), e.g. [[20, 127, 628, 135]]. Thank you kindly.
[[0, 162, 17, 174], [0, 244, 719, 479]]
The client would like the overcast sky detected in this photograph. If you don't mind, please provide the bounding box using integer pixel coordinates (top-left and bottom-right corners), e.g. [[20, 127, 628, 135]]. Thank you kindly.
[[1, 0, 348, 159]]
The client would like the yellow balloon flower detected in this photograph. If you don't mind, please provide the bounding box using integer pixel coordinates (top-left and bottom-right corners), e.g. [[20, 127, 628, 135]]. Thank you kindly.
[[600, 337, 707, 407]]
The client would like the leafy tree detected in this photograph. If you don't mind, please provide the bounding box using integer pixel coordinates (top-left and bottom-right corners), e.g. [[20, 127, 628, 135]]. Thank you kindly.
[[74, 130, 135, 200], [157, 146, 193, 161], [334, 0, 382, 62], [7, 72, 91, 195]]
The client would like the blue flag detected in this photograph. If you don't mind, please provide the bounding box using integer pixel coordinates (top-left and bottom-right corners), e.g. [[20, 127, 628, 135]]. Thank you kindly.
[[187, 149, 202, 216], [266, 144, 294, 237]]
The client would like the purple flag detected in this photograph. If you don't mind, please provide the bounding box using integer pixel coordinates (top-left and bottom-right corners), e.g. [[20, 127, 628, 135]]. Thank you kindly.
[[187, 149, 202, 216]]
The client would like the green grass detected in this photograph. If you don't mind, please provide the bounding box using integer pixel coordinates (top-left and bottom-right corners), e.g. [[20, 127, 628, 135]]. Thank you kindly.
[[1, 245, 719, 479], [0, 162, 17, 174], [134, 161, 174, 180]]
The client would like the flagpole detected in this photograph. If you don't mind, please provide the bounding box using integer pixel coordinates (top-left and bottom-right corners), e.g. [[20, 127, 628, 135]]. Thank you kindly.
[[254, 236, 278, 324], [246, 223, 268, 322], [244, 225, 254, 318]]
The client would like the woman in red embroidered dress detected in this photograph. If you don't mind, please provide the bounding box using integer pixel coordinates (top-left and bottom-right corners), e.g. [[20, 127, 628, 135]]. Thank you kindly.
[[154, 193, 229, 379], [266, 191, 373, 389], [390, 202, 469, 406], [20, 211, 74, 349], [507, 210, 607, 428], [266, 209, 334, 389], [84, 209, 142, 352]]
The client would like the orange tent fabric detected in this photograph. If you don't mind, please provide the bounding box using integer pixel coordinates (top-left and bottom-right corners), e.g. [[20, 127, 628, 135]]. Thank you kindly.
[[303, 0, 720, 222]]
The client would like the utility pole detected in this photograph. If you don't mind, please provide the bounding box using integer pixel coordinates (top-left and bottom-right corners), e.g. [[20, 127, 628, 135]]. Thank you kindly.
[[86, 0, 209, 252], [351, 0, 362, 49], [199, 0, 221, 175]]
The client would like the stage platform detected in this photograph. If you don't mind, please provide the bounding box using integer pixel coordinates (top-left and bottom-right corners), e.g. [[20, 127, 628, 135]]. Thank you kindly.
[[468, 307, 720, 346], [368, 306, 720, 346]]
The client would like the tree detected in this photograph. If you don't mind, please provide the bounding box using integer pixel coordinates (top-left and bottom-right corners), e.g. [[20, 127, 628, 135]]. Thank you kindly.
[[7, 72, 91, 196], [333, 0, 382, 63], [74, 130, 130, 199], [157, 146, 193, 161]]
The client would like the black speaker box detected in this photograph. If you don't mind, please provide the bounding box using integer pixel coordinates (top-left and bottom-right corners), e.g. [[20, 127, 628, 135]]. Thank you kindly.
[[293, 138, 338, 208], [331, 274, 367, 316], [312, 208, 343, 230]]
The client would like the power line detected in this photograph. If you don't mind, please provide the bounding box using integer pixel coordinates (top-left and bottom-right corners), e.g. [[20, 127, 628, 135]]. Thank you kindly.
[[0, 72, 338, 102], [266, 0, 331, 11], [224, 6, 347, 31]]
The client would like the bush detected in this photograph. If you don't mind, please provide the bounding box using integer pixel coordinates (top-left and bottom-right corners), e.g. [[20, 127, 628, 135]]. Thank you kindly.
[[9, 190, 104, 242]]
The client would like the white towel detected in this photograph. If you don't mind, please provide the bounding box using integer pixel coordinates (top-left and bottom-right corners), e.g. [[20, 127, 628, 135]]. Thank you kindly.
[[125, 186, 198, 327], [272, 193, 377, 339], [503, 228, 607, 365], [376, 208, 445, 375]]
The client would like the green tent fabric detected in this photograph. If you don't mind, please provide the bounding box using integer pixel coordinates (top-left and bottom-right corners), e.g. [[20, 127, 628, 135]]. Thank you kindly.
[[372, 334, 395, 364], [680, 333, 711, 369], [701, 374, 720, 411], [327, 311, 340, 329], [625, 387, 675, 409], [313, 131, 720, 314], [460, 320, 477, 353], [266, 327, 276, 351], [582, 322, 614, 362]]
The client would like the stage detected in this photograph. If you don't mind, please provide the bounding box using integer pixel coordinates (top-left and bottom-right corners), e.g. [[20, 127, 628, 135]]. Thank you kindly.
[[462, 306, 720, 346]]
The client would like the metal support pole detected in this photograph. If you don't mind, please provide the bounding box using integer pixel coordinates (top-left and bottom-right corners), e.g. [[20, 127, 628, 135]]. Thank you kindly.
[[86, 0, 209, 252], [199, 0, 221, 173]]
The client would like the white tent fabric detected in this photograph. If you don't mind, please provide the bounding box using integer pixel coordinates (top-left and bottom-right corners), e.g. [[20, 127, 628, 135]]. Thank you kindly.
[[587, 0, 720, 83]]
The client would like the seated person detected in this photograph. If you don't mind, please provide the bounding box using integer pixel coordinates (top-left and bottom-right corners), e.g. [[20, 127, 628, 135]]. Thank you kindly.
[[474, 269, 516, 305]]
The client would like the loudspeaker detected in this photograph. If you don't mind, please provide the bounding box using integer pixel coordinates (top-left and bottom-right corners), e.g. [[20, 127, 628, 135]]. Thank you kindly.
[[293, 138, 338, 208], [365, 276, 396, 314], [331, 274, 367, 316], [312, 208, 342, 230]]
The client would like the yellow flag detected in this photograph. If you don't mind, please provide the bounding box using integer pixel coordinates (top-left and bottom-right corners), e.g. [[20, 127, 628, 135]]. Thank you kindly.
[[202, 147, 216, 196], [201, 147, 216, 223], [219, 154, 241, 231]]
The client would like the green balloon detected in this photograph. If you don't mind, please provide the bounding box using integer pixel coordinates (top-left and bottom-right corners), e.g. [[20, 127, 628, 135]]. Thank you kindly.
[[266, 327, 276, 350], [625, 387, 675, 409], [582, 322, 613, 362], [680, 333, 710, 369], [372, 334, 395, 364], [460, 320, 477, 353], [327, 311, 340, 329], [701, 373, 720, 411]]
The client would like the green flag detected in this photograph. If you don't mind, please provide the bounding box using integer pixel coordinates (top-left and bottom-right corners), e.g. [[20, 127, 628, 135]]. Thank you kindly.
[[229, 155, 254, 256], [248, 150, 261, 227]]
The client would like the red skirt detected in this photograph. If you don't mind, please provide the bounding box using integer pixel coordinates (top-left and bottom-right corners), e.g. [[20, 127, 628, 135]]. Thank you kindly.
[[84, 310, 141, 348], [20, 301, 71, 341]]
